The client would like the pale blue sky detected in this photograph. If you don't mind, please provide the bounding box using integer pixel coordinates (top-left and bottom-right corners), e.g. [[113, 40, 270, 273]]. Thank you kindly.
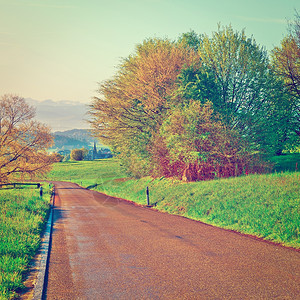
[[0, 0, 299, 103]]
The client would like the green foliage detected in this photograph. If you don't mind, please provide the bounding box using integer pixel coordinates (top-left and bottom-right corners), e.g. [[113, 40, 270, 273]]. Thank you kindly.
[[157, 101, 265, 180], [268, 83, 299, 155], [270, 12, 300, 141], [271, 36, 300, 140], [0, 186, 51, 299], [90, 25, 299, 180], [285, 145, 300, 154], [198, 25, 271, 123], [178, 30, 201, 51], [179, 25, 293, 155], [175, 65, 220, 105]]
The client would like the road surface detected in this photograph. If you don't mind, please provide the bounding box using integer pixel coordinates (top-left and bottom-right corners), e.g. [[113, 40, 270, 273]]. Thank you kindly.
[[44, 181, 300, 299]]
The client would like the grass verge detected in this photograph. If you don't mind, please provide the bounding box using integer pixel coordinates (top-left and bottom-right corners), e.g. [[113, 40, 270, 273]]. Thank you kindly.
[[47, 157, 300, 249], [95, 173, 300, 249], [0, 185, 52, 300]]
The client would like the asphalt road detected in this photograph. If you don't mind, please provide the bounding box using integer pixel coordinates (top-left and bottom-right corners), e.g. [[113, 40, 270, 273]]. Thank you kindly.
[[44, 181, 300, 299]]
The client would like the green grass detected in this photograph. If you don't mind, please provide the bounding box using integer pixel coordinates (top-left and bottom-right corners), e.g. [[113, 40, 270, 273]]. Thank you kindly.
[[0, 185, 52, 300], [47, 156, 300, 249], [48, 159, 124, 188]]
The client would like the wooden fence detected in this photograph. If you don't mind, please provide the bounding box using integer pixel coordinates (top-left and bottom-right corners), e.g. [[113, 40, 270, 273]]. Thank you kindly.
[[0, 183, 41, 188]]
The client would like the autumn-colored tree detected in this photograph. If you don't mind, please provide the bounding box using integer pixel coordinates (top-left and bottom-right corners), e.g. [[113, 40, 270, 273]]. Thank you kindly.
[[0, 94, 55, 183], [70, 148, 88, 161], [272, 36, 300, 100], [89, 38, 199, 176], [271, 13, 300, 138]]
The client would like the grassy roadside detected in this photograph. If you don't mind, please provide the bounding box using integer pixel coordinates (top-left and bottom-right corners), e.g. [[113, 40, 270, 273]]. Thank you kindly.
[[96, 173, 300, 249], [47, 157, 300, 249], [0, 185, 52, 300]]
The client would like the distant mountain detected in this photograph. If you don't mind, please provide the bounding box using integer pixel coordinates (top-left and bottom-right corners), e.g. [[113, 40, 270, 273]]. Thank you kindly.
[[53, 135, 89, 150], [26, 98, 89, 131], [54, 129, 95, 143], [51, 129, 104, 151]]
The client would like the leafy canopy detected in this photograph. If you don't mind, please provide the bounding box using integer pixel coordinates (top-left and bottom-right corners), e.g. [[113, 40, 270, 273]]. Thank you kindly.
[[90, 25, 295, 180]]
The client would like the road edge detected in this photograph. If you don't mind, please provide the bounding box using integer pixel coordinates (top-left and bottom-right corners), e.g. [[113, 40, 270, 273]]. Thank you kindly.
[[91, 188, 300, 253], [33, 188, 55, 300]]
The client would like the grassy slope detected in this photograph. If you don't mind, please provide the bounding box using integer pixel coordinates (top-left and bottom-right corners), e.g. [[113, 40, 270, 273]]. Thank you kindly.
[[0, 186, 51, 300], [47, 157, 300, 249]]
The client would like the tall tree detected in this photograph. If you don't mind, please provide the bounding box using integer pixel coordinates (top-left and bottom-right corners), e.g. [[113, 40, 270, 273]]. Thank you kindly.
[[0, 94, 55, 183], [197, 25, 271, 131], [177, 25, 285, 154], [89, 38, 198, 176], [178, 30, 201, 51], [289, 10, 300, 45]]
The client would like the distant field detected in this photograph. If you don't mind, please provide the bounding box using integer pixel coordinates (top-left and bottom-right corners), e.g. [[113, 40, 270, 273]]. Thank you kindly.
[[0, 185, 52, 300], [47, 158, 125, 187], [47, 155, 300, 249]]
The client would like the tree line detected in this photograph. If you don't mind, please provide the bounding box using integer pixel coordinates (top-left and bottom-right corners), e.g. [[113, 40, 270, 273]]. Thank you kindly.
[[90, 18, 300, 180], [89, 18, 300, 181]]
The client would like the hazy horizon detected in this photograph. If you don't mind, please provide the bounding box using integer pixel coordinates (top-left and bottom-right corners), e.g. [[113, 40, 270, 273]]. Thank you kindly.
[[26, 98, 89, 132]]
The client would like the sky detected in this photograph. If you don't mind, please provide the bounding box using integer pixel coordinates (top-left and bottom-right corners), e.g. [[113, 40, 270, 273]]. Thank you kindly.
[[0, 0, 299, 104]]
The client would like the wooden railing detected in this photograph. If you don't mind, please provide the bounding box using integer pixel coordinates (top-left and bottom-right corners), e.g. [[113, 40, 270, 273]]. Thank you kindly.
[[0, 183, 41, 188]]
